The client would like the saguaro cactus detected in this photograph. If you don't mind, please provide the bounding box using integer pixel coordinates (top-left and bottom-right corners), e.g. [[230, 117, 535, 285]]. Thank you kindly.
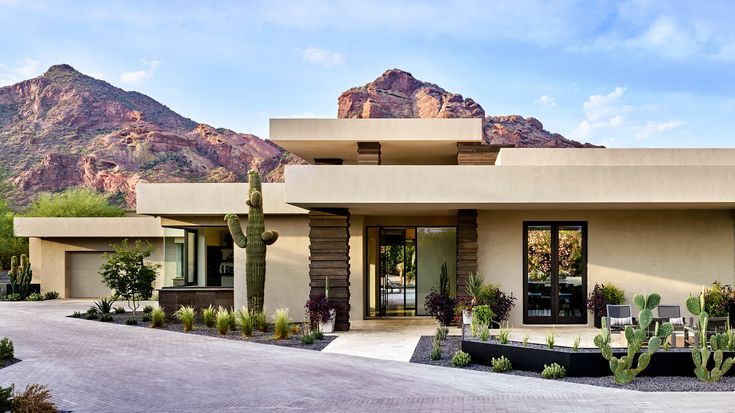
[[594, 293, 673, 384], [8, 254, 33, 299], [225, 171, 278, 314], [687, 286, 734, 382]]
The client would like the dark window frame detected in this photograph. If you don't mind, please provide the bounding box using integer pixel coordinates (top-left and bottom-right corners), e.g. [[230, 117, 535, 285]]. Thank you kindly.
[[523, 221, 588, 325]]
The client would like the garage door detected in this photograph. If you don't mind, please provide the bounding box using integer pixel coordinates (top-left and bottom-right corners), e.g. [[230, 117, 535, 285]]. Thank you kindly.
[[69, 252, 112, 298]]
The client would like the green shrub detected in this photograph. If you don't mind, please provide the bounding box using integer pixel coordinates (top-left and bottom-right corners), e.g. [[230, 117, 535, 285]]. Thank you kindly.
[[215, 308, 231, 335], [125, 318, 138, 325], [93, 297, 115, 314], [26, 292, 43, 301], [542, 363, 566, 379], [491, 356, 512, 373], [202, 305, 215, 328], [254, 311, 268, 332], [473, 304, 494, 327], [300, 331, 315, 345], [99, 313, 113, 322], [478, 324, 490, 341], [601, 284, 625, 305], [150, 307, 165, 328], [704, 282, 730, 317], [142, 305, 154, 314], [451, 350, 471, 368], [313, 329, 324, 340], [43, 291, 59, 300], [0, 337, 14, 361], [114, 307, 126, 314], [86, 307, 98, 315], [174, 305, 196, 332], [546, 330, 556, 349], [430, 339, 442, 360], [10, 383, 57, 413], [236, 306, 253, 337], [273, 308, 290, 340], [141, 313, 152, 323], [434, 323, 448, 341], [24, 188, 124, 217], [4, 293, 21, 301], [85, 312, 99, 320], [0, 384, 12, 412], [71, 311, 82, 318], [498, 325, 511, 344], [572, 334, 581, 352], [227, 309, 237, 330]]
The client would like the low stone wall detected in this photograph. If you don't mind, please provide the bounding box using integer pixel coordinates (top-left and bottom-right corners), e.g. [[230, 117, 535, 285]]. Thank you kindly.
[[158, 287, 234, 315]]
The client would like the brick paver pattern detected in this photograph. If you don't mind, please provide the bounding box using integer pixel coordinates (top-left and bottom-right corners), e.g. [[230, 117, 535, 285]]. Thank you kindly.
[[0, 300, 733, 412]]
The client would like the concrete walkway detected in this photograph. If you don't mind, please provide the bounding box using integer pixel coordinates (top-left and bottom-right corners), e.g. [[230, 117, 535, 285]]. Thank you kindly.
[[1, 300, 734, 412], [323, 318, 438, 361]]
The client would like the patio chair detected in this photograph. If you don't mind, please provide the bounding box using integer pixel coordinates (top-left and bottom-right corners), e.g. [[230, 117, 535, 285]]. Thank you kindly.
[[656, 304, 685, 347], [605, 304, 635, 331]]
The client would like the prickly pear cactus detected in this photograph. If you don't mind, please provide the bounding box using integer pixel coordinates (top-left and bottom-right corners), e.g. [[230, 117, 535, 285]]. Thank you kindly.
[[687, 287, 735, 382], [594, 293, 673, 384], [8, 254, 33, 299], [225, 171, 278, 314]]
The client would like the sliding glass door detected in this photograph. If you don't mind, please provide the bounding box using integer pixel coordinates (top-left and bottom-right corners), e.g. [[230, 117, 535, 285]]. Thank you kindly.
[[524, 222, 587, 324]]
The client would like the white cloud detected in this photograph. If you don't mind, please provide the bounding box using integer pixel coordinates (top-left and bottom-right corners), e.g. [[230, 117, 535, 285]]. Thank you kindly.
[[120, 60, 159, 85], [635, 120, 685, 139], [0, 57, 40, 86], [535, 95, 556, 107], [572, 86, 632, 139], [300, 48, 345, 68]]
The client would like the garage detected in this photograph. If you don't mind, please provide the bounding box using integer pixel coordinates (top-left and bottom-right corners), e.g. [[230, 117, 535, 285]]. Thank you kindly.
[[68, 252, 112, 298]]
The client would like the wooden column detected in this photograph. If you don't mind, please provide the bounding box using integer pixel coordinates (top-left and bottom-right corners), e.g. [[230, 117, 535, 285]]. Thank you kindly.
[[457, 143, 513, 165], [308, 209, 351, 331], [357, 142, 381, 165], [456, 209, 478, 300]]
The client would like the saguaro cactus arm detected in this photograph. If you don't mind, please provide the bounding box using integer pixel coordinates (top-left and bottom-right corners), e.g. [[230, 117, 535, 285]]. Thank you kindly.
[[225, 213, 247, 248], [262, 230, 279, 245]]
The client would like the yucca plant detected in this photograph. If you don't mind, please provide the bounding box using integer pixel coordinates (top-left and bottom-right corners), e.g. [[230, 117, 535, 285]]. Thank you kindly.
[[202, 305, 215, 328], [273, 308, 290, 340], [236, 306, 253, 336], [93, 297, 116, 314], [465, 272, 484, 304], [216, 308, 231, 335], [150, 306, 165, 328], [174, 305, 196, 332]]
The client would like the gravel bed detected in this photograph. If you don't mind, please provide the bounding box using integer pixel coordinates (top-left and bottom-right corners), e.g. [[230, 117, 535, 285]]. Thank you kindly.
[[411, 335, 735, 391], [70, 311, 336, 351]]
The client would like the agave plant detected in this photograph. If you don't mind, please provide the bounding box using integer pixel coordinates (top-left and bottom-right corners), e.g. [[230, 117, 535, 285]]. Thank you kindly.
[[93, 297, 116, 315]]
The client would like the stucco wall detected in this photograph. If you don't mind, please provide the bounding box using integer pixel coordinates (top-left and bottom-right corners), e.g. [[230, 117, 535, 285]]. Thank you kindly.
[[28, 237, 166, 297], [233, 215, 310, 322], [478, 210, 735, 326]]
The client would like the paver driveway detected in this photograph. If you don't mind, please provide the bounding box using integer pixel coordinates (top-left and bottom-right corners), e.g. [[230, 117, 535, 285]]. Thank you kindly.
[[0, 300, 733, 412]]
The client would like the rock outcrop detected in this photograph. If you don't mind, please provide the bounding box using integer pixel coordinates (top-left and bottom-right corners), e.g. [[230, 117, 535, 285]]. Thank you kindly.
[[338, 69, 599, 148]]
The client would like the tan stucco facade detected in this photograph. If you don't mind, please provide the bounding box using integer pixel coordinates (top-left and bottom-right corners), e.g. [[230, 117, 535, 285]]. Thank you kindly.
[[478, 209, 735, 326]]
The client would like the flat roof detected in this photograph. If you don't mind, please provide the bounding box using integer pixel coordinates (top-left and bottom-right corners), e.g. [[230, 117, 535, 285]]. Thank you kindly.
[[496, 148, 735, 166], [13, 217, 181, 238], [270, 118, 483, 164], [136, 182, 307, 216]]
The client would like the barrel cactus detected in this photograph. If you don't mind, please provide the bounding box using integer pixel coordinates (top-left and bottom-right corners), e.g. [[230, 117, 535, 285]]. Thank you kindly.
[[225, 171, 278, 314], [8, 254, 33, 299], [594, 293, 673, 384], [687, 286, 734, 382]]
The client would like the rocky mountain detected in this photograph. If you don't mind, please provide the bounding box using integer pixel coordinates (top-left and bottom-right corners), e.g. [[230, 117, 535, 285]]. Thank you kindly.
[[0, 65, 598, 209], [0, 64, 302, 207], [338, 69, 599, 148]]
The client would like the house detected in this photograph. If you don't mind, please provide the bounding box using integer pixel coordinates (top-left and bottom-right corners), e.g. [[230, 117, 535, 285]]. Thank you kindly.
[[14, 118, 735, 330]]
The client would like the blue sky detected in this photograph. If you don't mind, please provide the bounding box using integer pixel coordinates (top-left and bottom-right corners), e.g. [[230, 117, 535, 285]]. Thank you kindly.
[[1, 0, 734, 147]]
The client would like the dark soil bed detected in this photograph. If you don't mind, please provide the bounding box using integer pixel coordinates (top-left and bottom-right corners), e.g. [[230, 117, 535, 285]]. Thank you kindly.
[[410, 335, 735, 392], [70, 311, 336, 351], [0, 358, 20, 370]]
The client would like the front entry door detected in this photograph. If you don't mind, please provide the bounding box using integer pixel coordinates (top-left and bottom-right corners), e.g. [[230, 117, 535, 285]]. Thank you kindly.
[[524, 222, 587, 324], [379, 228, 417, 316]]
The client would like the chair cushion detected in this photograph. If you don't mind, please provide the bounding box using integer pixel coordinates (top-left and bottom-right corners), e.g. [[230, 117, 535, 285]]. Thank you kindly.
[[610, 316, 633, 326], [669, 317, 684, 326]]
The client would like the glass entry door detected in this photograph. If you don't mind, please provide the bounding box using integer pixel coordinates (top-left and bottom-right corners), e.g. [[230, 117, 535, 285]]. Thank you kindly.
[[524, 222, 587, 324], [379, 228, 416, 316]]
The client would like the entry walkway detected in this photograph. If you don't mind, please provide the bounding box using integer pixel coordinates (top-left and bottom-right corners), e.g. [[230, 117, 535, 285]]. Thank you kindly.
[[322, 317, 438, 361], [2, 300, 734, 412]]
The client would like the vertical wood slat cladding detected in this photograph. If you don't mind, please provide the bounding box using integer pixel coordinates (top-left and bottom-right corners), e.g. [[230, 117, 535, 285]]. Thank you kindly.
[[357, 142, 381, 165], [456, 143, 514, 165], [309, 209, 351, 331], [457, 209, 478, 300]]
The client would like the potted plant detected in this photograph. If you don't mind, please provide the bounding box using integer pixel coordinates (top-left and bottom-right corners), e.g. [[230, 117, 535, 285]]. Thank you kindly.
[[463, 272, 484, 325], [305, 277, 336, 333], [586, 283, 625, 328]]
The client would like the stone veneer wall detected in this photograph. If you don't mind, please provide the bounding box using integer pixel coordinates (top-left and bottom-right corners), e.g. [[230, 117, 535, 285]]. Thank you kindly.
[[308, 209, 351, 331]]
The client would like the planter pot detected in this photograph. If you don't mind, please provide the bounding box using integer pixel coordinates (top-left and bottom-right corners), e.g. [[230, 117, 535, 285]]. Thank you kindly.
[[462, 309, 472, 325], [319, 309, 336, 333], [593, 314, 602, 329]]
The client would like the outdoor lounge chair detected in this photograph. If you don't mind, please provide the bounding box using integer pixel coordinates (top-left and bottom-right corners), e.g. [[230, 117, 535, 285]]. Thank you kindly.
[[605, 304, 635, 331], [656, 304, 685, 347]]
